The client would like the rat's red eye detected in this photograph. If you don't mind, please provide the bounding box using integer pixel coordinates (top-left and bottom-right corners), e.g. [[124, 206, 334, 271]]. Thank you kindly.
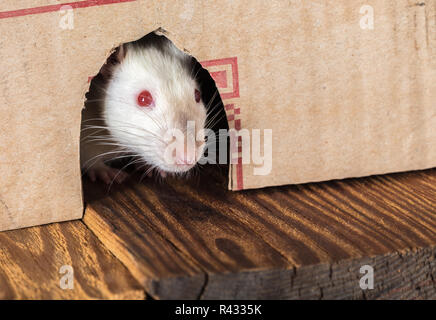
[[195, 89, 201, 103], [137, 90, 153, 107]]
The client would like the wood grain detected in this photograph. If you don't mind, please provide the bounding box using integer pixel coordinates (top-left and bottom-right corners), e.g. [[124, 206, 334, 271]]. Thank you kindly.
[[83, 166, 436, 299], [0, 220, 145, 299]]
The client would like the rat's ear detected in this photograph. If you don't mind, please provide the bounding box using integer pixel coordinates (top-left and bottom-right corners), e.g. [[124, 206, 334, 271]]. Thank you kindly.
[[100, 44, 127, 79], [114, 44, 127, 63]]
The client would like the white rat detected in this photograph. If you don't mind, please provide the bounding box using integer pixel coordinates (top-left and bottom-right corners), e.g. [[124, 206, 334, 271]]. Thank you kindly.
[[81, 32, 207, 184]]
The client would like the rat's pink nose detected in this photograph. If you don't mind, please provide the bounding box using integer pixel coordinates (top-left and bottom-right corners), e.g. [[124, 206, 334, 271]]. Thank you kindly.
[[176, 151, 196, 165]]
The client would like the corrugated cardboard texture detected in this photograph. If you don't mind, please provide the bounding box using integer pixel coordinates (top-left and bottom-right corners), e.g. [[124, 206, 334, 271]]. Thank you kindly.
[[0, 0, 435, 230]]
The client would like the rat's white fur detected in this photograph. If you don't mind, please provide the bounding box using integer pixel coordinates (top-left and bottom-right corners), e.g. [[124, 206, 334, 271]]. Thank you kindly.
[[82, 38, 207, 178]]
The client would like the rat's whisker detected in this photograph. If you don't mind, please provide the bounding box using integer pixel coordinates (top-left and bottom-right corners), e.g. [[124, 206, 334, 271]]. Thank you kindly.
[[205, 101, 222, 118], [101, 121, 167, 142], [83, 124, 164, 143], [107, 157, 144, 190], [90, 141, 154, 150], [82, 151, 137, 169], [206, 113, 226, 129], [139, 164, 158, 183]]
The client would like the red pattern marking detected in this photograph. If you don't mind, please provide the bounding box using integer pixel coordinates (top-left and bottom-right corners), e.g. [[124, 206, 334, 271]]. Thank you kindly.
[[223, 102, 243, 190], [0, 0, 136, 19], [234, 119, 241, 131], [210, 70, 228, 89], [236, 162, 243, 189], [201, 57, 239, 100], [200, 57, 244, 190], [235, 133, 243, 190], [200, 57, 242, 190]]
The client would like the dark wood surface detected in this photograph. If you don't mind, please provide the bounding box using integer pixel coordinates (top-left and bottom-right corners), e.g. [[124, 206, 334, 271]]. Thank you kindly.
[[0, 166, 433, 299], [0, 220, 145, 299], [83, 166, 436, 299]]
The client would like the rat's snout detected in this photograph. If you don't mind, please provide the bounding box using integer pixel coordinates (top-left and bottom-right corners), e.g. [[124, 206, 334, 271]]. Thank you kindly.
[[161, 131, 205, 172], [175, 140, 205, 165], [175, 151, 196, 165]]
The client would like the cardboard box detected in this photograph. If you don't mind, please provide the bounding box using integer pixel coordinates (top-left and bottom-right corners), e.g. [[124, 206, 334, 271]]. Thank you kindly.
[[0, 0, 435, 231]]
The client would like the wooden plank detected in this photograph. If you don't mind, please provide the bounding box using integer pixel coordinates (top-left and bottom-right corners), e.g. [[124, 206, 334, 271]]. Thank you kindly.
[[84, 203, 206, 299], [199, 246, 436, 299], [0, 220, 145, 299], [83, 167, 436, 299], [83, 167, 289, 299]]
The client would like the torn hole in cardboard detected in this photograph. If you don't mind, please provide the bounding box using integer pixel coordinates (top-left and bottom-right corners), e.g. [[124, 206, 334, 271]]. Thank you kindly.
[[80, 30, 229, 200]]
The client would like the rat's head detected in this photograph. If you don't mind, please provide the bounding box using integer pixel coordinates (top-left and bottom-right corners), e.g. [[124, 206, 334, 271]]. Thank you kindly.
[[103, 37, 207, 174]]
